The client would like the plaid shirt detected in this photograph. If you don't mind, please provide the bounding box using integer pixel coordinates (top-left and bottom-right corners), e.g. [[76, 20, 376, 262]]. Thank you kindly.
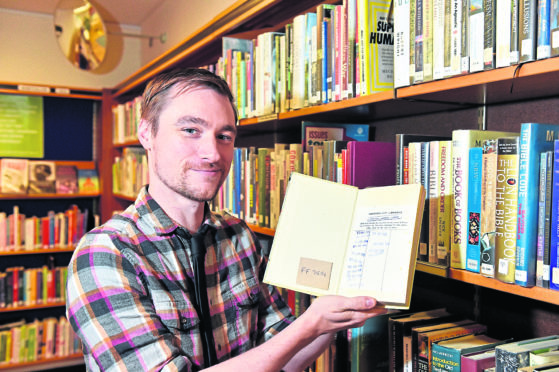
[[66, 187, 294, 371]]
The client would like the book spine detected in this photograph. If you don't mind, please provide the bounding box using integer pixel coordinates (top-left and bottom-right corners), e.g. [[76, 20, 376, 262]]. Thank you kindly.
[[395, 0, 412, 87], [552, 0, 559, 56], [516, 124, 558, 287], [433, 0, 446, 79], [461, 0, 470, 73], [536, 0, 551, 59], [437, 141, 453, 266], [415, 0, 425, 83], [423, 0, 434, 82], [495, 137, 520, 283], [480, 139, 499, 277], [519, 0, 538, 61], [410, 0, 417, 83], [450, 0, 463, 75], [550, 140, 559, 291], [469, 0, 485, 72], [496, 0, 512, 67], [536, 151, 553, 288], [466, 147, 483, 273], [429, 141, 441, 263], [483, 0, 496, 69]]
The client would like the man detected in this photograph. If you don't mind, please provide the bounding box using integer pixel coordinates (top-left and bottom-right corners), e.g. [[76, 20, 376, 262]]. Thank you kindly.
[[66, 68, 382, 371]]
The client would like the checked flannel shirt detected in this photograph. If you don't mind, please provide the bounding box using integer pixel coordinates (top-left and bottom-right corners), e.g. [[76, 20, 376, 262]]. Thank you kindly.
[[66, 187, 294, 371]]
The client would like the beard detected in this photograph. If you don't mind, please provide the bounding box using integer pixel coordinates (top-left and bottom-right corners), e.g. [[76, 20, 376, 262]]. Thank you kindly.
[[154, 157, 226, 203]]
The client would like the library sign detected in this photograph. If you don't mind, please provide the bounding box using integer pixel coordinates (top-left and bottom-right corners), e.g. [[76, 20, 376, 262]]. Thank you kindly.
[[0, 94, 44, 158]]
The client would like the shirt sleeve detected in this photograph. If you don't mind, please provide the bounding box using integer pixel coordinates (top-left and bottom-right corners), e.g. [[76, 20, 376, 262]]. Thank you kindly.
[[66, 231, 196, 372]]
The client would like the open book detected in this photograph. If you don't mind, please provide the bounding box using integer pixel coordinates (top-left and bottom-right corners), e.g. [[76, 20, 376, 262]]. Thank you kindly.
[[263, 172, 426, 309]]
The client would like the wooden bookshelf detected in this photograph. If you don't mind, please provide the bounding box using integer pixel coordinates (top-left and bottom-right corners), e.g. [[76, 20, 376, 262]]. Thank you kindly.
[[0, 353, 84, 372], [0, 301, 66, 313], [0, 247, 75, 256]]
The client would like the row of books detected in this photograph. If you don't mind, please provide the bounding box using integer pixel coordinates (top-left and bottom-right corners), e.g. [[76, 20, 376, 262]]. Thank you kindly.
[[397, 123, 559, 289], [0, 263, 66, 308], [0, 205, 94, 253], [0, 317, 80, 366], [393, 0, 559, 88], [0, 158, 99, 195], [112, 146, 148, 197], [388, 308, 559, 372], [211, 129, 394, 230]]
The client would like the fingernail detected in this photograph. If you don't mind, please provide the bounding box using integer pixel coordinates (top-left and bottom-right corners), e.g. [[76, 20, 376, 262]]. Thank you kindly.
[[366, 299, 375, 307]]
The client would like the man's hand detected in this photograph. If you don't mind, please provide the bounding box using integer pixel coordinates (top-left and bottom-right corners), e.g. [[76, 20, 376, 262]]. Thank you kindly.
[[297, 295, 386, 338]]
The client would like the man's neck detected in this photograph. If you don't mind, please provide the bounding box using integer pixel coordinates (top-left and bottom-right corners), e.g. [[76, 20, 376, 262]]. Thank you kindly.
[[147, 184, 206, 234]]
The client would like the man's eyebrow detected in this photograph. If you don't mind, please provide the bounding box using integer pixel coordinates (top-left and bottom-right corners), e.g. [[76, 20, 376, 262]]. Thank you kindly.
[[176, 115, 237, 135]]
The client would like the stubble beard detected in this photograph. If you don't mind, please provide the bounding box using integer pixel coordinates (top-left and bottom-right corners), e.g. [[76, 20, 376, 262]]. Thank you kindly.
[[155, 159, 225, 203]]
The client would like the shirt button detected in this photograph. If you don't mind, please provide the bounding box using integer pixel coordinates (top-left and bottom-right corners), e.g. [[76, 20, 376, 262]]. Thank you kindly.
[[181, 318, 187, 324]]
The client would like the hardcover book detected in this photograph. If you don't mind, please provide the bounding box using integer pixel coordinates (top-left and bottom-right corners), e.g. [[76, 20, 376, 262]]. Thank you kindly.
[[347, 141, 396, 189], [388, 308, 456, 372], [301, 121, 370, 152], [466, 147, 483, 273], [55, 165, 78, 194], [0, 158, 29, 194], [495, 336, 559, 372], [451, 130, 519, 270], [461, 349, 498, 371], [495, 136, 519, 284], [480, 139, 499, 277], [77, 169, 99, 194], [263, 172, 425, 309], [515, 123, 559, 287], [536, 151, 553, 288], [28, 160, 56, 194], [431, 334, 509, 372], [549, 140, 559, 291]]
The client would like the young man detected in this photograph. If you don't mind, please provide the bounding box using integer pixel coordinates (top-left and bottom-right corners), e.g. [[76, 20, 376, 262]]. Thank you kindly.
[[66, 68, 382, 371]]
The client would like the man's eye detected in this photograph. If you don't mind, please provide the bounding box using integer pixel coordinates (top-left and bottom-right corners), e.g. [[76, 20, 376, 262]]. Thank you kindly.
[[218, 134, 234, 142], [183, 128, 198, 134]]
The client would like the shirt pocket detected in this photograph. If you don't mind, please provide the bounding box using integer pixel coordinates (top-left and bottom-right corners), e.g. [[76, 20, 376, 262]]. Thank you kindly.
[[222, 277, 261, 347], [153, 294, 200, 333]]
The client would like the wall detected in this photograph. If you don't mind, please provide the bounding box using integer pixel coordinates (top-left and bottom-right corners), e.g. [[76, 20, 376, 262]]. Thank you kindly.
[[0, 0, 237, 90]]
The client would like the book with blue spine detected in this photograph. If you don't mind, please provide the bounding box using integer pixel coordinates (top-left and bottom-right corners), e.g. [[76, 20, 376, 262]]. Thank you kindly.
[[515, 123, 559, 287], [536, 150, 553, 288], [549, 140, 559, 291], [466, 147, 483, 273], [536, 0, 551, 59]]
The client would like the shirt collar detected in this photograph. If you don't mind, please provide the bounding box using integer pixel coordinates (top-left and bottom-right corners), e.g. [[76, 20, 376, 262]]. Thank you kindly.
[[134, 186, 221, 236]]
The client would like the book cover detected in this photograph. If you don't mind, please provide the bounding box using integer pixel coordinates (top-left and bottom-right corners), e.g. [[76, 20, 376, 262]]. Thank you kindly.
[[451, 130, 519, 270], [0, 158, 29, 194], [55, 165, 78, 194], [432, 334, 509, 372], [301, 121, 370, 152], [495, 136, 519, 284], [516, 123, 559, 287], [519, 0, 538, 61], [388, 308, 455, 372], [77, 168, 99, 194], [263, 172, 425, 309], [480, 139, 499, 277], [362, 0, 394, 93], [461, 349, 498, 371], [495, 336, 559, 371], [347, 141, 396, 189], [536, 151, 553, 288], [466, 147, 483, 273], [28, 160, 56, 194]]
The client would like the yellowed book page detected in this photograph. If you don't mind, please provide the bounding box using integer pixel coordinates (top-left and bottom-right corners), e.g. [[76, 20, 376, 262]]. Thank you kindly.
[[264, 172, 357, 297], [338, 184, 424, 308]]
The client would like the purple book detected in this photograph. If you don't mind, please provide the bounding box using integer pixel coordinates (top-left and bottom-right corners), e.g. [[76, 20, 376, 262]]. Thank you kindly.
[[348, 141, 396, 189]]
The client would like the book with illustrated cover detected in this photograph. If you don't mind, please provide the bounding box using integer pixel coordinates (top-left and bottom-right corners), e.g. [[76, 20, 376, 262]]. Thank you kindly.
[[55, 165, 78, 194], [0, 158, 29, 194], [301, 121, 371, 152], [28, 160, 56, 194], [263, 172, 425, 309], [77, 169, 99, 194], [480, 139, 499, 278]]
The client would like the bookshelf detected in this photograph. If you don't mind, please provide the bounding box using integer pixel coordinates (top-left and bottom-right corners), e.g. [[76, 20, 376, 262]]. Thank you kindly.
[[0, 87, 100, 370], [98, 0, 559, 366]]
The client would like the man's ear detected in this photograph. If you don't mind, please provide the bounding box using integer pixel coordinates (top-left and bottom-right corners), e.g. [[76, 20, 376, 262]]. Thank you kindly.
[[138, 118, 152, 150]]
